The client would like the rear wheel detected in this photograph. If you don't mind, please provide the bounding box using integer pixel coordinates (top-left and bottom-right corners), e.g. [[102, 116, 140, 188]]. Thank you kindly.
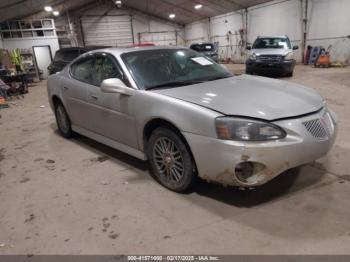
[[245, 68, 253, 74], [55, 102, 74, 138], [147, 127, 196, 192]]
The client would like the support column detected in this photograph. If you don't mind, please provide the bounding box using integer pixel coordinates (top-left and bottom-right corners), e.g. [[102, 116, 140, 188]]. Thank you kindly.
[[301, 0, 309, 63]]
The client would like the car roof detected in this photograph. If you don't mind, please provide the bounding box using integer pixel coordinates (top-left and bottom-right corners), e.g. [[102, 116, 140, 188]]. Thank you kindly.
[[190, 43, 213, 45], [85, 45, 182, 56], [56, 47, 85, 52], [56, 46, 111, 53], [257, 36, 289, 38]]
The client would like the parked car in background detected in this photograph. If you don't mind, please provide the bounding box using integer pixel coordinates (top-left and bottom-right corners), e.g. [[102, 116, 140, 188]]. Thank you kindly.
[[48, 46, 109, 75], [190, 42, 219, 62], [246, 36, 299, 76], [48, 46, 337, 192]]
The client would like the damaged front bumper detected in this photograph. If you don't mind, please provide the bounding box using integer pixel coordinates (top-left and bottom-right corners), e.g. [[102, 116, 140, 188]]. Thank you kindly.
[[183, 108, 337, 187]]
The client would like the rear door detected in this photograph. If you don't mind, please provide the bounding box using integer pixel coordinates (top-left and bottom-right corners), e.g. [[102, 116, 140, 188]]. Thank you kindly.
[[61, 55, 96, 130]]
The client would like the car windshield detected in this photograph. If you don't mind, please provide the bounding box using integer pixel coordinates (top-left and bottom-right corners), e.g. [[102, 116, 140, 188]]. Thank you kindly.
[[252, 38, 291, 49], [54, 49, 83, 62], [121, 49, 232, 90], [190, 44, 214, 52]]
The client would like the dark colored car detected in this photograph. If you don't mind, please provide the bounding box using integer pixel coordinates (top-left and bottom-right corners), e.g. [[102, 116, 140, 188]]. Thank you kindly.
[[245, 36, 299, 77], [190, 43, 219, 62], [48, 46, 109, 75]]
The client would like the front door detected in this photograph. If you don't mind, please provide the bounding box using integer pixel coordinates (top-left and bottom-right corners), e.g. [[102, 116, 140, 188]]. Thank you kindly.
[[85, 53, 138, 149]]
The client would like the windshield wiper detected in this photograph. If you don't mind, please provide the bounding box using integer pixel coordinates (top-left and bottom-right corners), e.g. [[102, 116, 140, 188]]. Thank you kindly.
[[146, 80, 205, 90]]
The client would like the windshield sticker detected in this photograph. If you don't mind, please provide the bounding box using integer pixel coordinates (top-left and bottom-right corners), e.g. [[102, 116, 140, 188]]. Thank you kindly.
[[191, 57, 213, 66]]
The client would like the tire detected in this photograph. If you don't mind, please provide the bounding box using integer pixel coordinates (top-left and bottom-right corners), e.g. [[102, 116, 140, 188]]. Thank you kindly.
[[54, 102, 74, 138], [245, 69, 253, 75], [146, 127, 196, 192], [286, 71, 294, 77]]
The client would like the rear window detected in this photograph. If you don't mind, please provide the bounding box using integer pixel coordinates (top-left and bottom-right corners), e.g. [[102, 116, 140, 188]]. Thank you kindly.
[[54, 49, 84, 62], [190, 44, 214, 52]]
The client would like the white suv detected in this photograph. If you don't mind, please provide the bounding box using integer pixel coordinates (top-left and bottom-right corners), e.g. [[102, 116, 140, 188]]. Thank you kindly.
[[246, 36, 299, 77]]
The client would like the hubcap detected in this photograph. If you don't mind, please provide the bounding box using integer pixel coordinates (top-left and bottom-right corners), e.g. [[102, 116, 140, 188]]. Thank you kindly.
[[57, 106, 69, 133], [153, 137, 184, 183]]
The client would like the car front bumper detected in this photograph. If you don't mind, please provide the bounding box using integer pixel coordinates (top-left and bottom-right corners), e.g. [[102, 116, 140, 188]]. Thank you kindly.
[[246, 59, 295, 75], [183, 108, 337, 187]]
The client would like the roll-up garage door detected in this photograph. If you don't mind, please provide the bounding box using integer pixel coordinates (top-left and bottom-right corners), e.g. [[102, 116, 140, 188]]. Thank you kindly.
[[81, 15, 133, 46], [139, 31, 177, 46]]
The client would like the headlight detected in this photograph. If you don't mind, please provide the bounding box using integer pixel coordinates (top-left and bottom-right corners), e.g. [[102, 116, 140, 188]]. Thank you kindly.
[[249, 53, 257, 60], [216, 117, 286, 141], [284, 52, 294, 60]]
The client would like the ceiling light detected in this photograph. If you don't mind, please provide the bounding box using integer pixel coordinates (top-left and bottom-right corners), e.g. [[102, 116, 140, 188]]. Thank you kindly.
[[53, 11, 60, 16], [169, 13, 175, 19], [44, 6, 52, 12], [194, 4, 203, 9], [115, 0, 122, 4]]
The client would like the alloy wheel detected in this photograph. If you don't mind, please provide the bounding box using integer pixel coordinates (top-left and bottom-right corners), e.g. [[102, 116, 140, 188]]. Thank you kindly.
[[56, 105, 70, 134], [152, 137, 185, 184]]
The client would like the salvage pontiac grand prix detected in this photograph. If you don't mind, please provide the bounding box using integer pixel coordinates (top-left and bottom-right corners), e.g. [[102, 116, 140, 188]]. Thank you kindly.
[[47, 46, 337, 192]]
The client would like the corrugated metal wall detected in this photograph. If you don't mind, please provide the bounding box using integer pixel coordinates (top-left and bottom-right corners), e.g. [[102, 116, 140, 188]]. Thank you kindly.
[[139, 31, 177, 45], [81, 15, 133, 46]]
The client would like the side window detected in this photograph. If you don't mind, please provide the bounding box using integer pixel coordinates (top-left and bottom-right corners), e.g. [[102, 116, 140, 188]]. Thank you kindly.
[[70, 57, 95, 84], [93, 55, 122, 86]]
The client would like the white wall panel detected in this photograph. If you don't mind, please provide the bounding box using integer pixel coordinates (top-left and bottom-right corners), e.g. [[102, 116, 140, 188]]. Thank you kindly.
[[2, 37, 59, 58], [307, 0, 350, 63], [210, 12, 245, 63], [82, 15, 133, 46], [139, 31, 177, 46], [247, 0, 302, 43], [247, 0, 303, 61], [78, 3, 184, 46], [308, 0, 350, 39], [132, 15, 184, 46], [184, 0, 350, 63], [184, 20, 209, 45]]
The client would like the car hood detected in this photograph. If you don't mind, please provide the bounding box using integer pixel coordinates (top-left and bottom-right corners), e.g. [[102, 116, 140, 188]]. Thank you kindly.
[[251, 48, 292, 56], [152, 75, 324, 121]]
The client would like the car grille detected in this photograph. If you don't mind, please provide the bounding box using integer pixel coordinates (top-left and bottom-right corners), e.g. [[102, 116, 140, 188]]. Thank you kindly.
[[303, 119, 328, 139], [256, 55, 282, 62]]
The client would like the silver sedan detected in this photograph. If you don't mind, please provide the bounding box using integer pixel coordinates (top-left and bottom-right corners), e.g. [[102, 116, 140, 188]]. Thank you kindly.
[[47, 46, 337, 192]]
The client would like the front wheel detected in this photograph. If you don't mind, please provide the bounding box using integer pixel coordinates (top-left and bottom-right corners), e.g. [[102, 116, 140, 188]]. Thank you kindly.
[[55, 102, 74, 138], [147, 127, 196, 192], [285, 71, 294, 77]]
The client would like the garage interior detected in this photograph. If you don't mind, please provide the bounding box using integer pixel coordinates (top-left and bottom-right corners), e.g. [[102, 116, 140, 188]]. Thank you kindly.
[[0, 0, 350, 256]]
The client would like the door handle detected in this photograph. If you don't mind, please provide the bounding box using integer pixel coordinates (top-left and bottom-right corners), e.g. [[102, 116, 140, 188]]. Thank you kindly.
[[63, 86, 69, 90], [90, 95, 98, 101]]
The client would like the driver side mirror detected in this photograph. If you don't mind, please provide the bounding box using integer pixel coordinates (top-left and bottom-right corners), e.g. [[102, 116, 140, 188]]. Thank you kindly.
[[293, 45, 299, 50], [246, 46, 252, 50], [101, 78, 133, 96]]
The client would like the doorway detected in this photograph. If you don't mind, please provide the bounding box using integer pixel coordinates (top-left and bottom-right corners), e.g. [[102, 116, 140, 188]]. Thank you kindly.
[[33, 45, 52, 79]]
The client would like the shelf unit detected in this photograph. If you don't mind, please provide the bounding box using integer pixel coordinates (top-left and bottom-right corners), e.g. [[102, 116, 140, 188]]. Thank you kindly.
[[0, 19, 56, 39], [21, 49, 39, 80]]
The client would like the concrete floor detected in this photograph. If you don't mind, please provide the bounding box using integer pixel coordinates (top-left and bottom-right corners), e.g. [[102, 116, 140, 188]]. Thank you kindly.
[[0, 64, 350, 254]]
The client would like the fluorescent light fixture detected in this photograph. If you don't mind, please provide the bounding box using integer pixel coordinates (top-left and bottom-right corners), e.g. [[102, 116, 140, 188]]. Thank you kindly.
[[44, 6, 52, 12], [115, 0, 122, 4], [194, 4, 203, 9], [53, 11, 60, 16], [169, 13, 175, 19]]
